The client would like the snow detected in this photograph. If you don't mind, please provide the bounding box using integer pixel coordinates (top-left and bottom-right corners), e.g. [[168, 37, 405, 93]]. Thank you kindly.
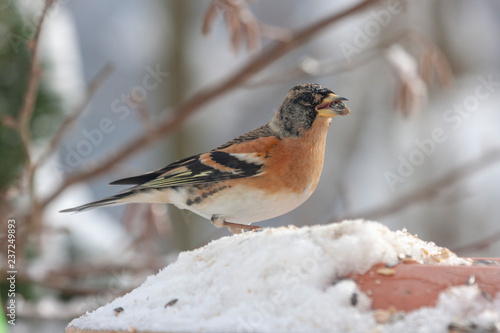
[[67, 220, 499, 332]]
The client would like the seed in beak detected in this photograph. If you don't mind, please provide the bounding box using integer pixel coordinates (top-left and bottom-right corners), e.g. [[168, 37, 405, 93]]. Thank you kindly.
[[330, 101, 346, 110]]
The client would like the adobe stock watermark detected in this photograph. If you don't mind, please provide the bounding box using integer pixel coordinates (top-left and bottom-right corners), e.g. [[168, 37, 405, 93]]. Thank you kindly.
[[339, 0, 407, 61], [5, 218, 17, 326], [53, 65, 169, 179], [384, 74, 499, 191]]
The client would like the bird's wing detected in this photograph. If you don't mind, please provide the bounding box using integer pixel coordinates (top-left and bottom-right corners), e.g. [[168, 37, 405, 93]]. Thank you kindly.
[[110, 125, 281, 189]]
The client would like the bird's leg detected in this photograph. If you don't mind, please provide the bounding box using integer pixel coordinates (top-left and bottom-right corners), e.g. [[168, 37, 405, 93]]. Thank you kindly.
[[210, 215, 226, 228], [228, 226, 243, 235], [223, 221, 261, 234], [211, 215, 261, 234]]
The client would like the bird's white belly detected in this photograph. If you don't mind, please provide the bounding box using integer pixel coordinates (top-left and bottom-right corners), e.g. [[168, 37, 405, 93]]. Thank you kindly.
[[164, 185, 314, 224]]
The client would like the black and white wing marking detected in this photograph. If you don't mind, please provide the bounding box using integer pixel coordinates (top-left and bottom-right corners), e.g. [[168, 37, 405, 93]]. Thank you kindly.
[[110, 151, 265, 189]]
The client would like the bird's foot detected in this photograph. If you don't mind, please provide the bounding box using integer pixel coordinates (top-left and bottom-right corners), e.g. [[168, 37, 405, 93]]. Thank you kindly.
[[223, 221, 261, 234], [211, 215, 260, 234]]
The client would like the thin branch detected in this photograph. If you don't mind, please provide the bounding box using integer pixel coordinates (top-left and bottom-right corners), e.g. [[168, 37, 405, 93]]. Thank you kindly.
[[243, 30, 413, 88], [41, 0, 382, 209], [1, 263, 158, 296], [47, 262, 160, 279], [15, 0, 55, 235], [244, 44, 383, 88], [34, 63, 115, 170], [15, 274, 134, 296], [336, 148, 500, 221], [18, 0, 54, 167]]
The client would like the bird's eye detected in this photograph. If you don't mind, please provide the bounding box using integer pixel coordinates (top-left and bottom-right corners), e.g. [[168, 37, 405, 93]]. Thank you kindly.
[[300, 93, 314, 104]]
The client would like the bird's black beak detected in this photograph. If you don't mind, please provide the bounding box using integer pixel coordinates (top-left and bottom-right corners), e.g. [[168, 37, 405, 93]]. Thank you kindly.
[[315, 93, 350, 117]]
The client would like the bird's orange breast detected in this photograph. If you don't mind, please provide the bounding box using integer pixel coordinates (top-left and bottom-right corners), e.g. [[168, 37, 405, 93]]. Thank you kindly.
[[233, 117, 331, 195]]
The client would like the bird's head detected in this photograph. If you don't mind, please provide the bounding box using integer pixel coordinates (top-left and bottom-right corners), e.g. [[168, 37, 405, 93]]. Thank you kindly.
[[270, 83, 350, 137]]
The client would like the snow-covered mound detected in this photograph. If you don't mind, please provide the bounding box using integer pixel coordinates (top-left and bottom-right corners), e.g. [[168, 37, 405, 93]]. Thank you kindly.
[[67, 220, 499, 333]]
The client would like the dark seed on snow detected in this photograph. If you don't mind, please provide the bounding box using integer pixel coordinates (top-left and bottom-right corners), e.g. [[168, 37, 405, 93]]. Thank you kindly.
[[350, 292, 358, 306], [114, 307, 124, 316], [164, 299, 178, 308]]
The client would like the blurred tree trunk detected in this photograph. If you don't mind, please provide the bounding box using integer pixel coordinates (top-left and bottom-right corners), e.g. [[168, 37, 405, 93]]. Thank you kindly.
[[162, 0, 191, 251]]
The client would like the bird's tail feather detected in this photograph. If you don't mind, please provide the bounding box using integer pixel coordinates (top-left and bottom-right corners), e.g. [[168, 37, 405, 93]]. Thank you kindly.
[[60, 192, 132, 213]]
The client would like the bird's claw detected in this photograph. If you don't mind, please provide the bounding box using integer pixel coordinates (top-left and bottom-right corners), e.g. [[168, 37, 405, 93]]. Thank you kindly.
[[223, 221, 261, 234]]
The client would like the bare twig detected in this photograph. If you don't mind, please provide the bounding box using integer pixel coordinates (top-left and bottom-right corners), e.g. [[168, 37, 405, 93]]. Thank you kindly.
[[15, 0, 55, 235], [336, 148, 500, 221], [18, 0, 54, 167], [34, 63, 115, 170], [244, 45, 382, 88], [46, 262, 160, 279], [202, 1, 219, 35], [243, 30, 412, 88], [245, 29, 453, 115], [41, 0, 382, 209], [14, 274, 135, 296], [1, 262, 159, 297]]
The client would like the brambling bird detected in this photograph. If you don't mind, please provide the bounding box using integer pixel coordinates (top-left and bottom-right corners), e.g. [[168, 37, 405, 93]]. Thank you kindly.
[[61, 83, 350, 233]]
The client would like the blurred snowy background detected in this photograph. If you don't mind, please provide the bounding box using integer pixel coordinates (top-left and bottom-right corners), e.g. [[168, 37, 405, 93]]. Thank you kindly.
[[1, 0, 500, 332]]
